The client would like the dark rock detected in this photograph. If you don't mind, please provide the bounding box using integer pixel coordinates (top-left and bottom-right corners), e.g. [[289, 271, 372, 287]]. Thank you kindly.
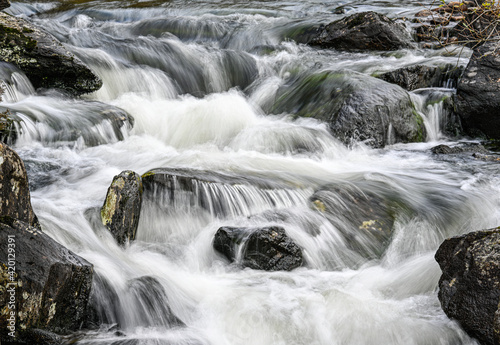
[[435, 227, 500, 345], [213, 226, 303, 271], [377, 64, 464, 91], [455, 39, 500, 139], [0, 143, 39, 228], [84, 273, 120, 329], [126, 276, 184, 327], [431, 142, 488, 154], [0, 217, 93, 339], [310, 183, 397, 259], [101, 171, 143, 246], [0, 12, 102, 96], [0, 0, 9, 12], [272, 70, 426, 148], [310, 12, 415, 51]]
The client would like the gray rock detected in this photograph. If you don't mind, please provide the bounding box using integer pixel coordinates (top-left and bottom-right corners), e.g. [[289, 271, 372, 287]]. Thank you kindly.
[[213, 226, 303, 271], [435, 227, 500, 345], [310, 12, 415, 51], [101, 171, 143, 246], [272, 70, 426, 148], [455, 39, 500, 139], [431, 143, 488, 154], [0, 217, 93, 338], [378, 64, 464, 91], [0, 12, 102, 96], [0, 143, 39, 228]]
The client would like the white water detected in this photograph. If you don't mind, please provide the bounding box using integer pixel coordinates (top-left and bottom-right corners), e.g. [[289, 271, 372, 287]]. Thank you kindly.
[[2, 1, 500, 344]]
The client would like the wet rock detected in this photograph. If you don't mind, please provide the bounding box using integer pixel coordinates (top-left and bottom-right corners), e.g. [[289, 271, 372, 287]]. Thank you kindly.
[[0, 0, 9, 12], [310, 12, 415, 51], [0, 12, 102, 96], [455, 39, 500, 139], [435, 227, 500, 345], [431, 142, 488, 154], [377, 64, 464, 91], [213, 226, 303, 271], [272, 70, 426, 148], [84, 273, 120, 329], [101, 171, 143, 246], [126, 276, 184, 327], [0, 217, 93, 339], [0, 143, 39, 228], [310, 183, 397, 259], [141, 168, 300, 217]]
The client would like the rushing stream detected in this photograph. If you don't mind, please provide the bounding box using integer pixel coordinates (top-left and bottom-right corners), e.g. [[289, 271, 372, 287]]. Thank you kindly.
[[2, 1, 500, 344]]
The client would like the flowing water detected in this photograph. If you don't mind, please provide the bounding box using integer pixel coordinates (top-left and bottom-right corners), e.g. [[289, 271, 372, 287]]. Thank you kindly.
[[2, 1, 500, 344]]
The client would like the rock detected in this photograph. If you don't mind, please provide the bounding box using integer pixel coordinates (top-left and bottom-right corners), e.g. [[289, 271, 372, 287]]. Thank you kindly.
[[272, 70, 426, 148], [0, 0, 9, 12], [310, 12, 415, 51], [141, 168, 300, 217], [101, 171, 143, 246], [431, 142, 488, 154], [455, 39, 500, 139], [377, 64, 464, 91], [213, 226, 303, 271], [435, 227, 500, 345], [0, 217, 93, 339], [0, 12, 102, 96], [310, 183, 397, 259], [0, 142, 39, 228]]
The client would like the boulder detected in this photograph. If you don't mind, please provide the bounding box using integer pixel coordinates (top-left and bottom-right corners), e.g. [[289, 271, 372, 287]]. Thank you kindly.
[[310, 12, 414, 51], [435, 227, 500, 345], [310, 183, 397, 259], [101, 171, 143, 246], [0, 142, 39, 228], [431, 142, 488, 154], [377, 64, 464, 91], [213, 226, 303, 271], [272, 70, 426, 148], [455, 39, 500, 139], [0, 217, 93, 339], [0, 12, 102, 96]]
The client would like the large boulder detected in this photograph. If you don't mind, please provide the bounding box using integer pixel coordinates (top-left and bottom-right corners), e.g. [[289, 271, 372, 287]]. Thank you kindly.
[[310, 12, 414, 51], [101, 171, 143, 246], [272, 70, 426, 147], [0, 217, 93, 340], [0, 142, 39, 228], [213, 226, 303, 271], [455, 39, 500, 139], [435, 227, 500, 345], [0, 12, 102, 96]]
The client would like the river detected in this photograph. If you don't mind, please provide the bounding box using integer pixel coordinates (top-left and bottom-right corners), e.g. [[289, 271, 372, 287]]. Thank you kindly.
[[1, 1, 500, 344]]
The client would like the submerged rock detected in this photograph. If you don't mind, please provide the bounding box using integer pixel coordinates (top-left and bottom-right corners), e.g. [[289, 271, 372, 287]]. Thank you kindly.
[[272, 70, 426, 147], [0, 12, 102, 96], [435, 227, 500, 345], [0, 217, 93, 339], [0, 142, 39, 228], [377, 64, 464, 91], [455, 39, 500, 139], [310, 183, 397, 259], [213, 226, 303, 271], [431, 143, 488, 155], [101, 171, 143, 246], [310, 12, 414, 51]]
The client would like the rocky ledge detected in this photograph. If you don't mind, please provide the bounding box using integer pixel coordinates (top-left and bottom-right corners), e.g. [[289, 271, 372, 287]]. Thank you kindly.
[[0, 12, 102, 96]]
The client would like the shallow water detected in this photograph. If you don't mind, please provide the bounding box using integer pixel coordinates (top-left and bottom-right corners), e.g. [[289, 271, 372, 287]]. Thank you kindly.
[[1, 1, 499, 344]]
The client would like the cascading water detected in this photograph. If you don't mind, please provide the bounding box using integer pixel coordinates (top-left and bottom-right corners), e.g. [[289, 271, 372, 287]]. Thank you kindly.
[[2, 1, 499, 344]]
